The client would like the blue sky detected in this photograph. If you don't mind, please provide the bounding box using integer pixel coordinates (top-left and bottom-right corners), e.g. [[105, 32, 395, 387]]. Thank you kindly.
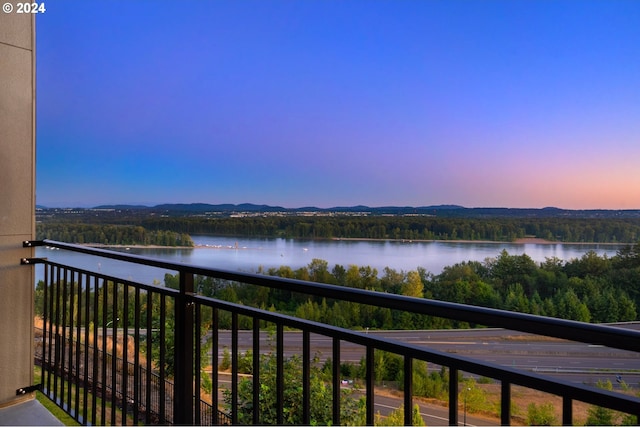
[[36, 0, 640, 209]]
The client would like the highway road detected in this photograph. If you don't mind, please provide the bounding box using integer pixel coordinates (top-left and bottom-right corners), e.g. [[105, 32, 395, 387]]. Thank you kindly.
[[215, 372, 497, 426], [211, 323, 640, 389], [204, 324, 640, 425]]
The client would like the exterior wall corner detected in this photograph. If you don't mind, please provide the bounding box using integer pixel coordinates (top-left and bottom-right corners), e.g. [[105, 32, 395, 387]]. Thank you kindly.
[[0, 12, 36, 406]]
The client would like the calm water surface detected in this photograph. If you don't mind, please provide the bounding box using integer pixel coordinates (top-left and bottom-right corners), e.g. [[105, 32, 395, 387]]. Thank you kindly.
[[35, 235, 625, 285]]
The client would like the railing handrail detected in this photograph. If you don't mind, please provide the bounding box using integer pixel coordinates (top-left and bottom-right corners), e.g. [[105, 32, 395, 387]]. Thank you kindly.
[[28, 239, 640, 352]]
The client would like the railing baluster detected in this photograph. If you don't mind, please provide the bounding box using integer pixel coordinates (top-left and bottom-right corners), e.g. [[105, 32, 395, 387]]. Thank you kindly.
[[195, 302, 202, 425], [449, 367, 458, 426], [41, 263, 50, 397], [73, 271, 82, 422], [276, 323, 284, 425], [66, 269, 74, 414], [133, 287, 141, 426], [91, 275, 99, 425], [83, 272, 91, 424], [211, 307, 218, 425], [111, 281, 118, 425], [302, 330, 310, 425], [231, 312, 238, 425], [122, 283, 130, 425], [61, 268, 69, 406], [53, 265, 61, 405], [159, 294, 166, 425], [366, 345, 374, 426], [332, 337, 340, 426], [404, 356, 413, 426], [501, 381, 511, 426], [47, 264, 56, 397], [145, 290, 152, 425], [562, 396, 572, 426], [101, 278, 108, 425], [253, 317, 260, 425]]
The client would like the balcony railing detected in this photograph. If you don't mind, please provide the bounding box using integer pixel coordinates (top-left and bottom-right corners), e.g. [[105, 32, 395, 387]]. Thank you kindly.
[[23, 239, 640, 425]]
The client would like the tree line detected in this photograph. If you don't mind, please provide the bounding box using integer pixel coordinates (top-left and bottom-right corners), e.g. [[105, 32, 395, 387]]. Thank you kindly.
[[38, 215, 640, 243], [132, 216, 640, 242], [36, 223, 194, 247]]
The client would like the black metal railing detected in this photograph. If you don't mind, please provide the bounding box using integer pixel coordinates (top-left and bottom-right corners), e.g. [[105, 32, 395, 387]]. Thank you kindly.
[[34, 328, 228, 425], [24, 239, 640, 425]]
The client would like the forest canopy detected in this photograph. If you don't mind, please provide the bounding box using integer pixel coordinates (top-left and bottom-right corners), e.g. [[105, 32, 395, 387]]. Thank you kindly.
[[38, 215, 640, 243], [36, 223, 194, 247], [136, 216, 640, 242]]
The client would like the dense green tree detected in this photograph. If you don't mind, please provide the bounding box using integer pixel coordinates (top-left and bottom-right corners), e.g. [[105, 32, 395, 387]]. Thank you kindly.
[[223, 353, 365, 425], [380, 267, 405, 294], [612, 242, 640, 269], [565, 251, 611, 278], [503, 284, 530, 313], [586, 380, 617, 425], [555, 289, 591, 322], [490, 250, 537, 294], [402, 271, 424, 298], [527, 402, 557, 426], [411, 363, 449, 400], [376, 404, 425, 426], [307, 258, 333, 284]]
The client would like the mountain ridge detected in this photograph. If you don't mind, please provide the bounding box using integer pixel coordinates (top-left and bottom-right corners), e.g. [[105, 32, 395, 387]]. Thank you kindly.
[[55, 203, 640, 218]]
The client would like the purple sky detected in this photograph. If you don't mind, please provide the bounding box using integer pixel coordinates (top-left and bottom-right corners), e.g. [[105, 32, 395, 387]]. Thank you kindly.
[[36, 1, 640, 209]]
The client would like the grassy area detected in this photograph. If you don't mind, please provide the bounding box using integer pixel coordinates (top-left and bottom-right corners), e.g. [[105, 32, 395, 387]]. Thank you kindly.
[[33, 366, 130, 426], [34, 392, 80, 426], [33, 367, 80, 426]]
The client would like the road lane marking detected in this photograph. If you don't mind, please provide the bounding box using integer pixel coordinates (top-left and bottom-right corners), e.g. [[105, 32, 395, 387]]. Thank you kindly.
[[410, 341, 478, 345], [374, 402, 477, 426]]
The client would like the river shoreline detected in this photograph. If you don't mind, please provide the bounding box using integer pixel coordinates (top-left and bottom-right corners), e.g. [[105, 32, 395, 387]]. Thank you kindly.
[[38, 238, 626, 283], [81, 244, 195, 250], [82, 236, 629, 250], [330, 236, 626, 246]]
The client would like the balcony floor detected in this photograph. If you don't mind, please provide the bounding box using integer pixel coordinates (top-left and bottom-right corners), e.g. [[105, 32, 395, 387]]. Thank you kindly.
[[0, 398, 62, 426]]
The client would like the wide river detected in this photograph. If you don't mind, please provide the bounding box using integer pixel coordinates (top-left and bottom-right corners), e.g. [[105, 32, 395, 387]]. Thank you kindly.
[[34, 235, 626, 286]]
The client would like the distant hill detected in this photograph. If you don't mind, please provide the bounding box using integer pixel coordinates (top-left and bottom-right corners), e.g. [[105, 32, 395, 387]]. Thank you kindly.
[[84, 203, 640, 219], [93, 202, 285, 213], [92, 204, 149, 210], [153, 203, 286, 213], [91, 203, 468, 215]]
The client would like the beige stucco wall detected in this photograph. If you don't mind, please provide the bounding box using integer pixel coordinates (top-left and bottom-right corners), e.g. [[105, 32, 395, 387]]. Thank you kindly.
[[0, 12, 36, 406]]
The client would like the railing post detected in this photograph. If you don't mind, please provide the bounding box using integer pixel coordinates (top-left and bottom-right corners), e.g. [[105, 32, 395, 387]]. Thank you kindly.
[[174, 271, 194, 425]]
